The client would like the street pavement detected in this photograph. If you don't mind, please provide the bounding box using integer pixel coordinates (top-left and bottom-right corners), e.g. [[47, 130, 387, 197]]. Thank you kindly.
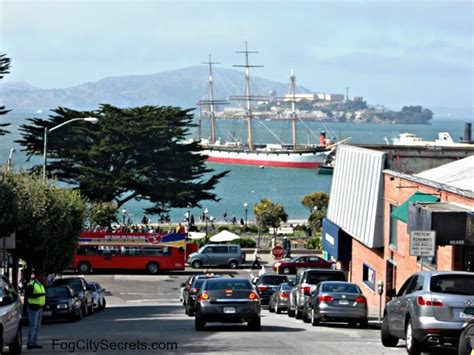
[[20, 267, 454, 355]]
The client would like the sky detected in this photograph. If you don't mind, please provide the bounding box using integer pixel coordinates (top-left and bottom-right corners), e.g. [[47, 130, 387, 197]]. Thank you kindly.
[[0, 0, 472, 111]]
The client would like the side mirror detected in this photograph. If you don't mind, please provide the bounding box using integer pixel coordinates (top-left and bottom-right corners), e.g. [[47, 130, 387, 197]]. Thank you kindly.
[[0, 295, 13, 306], [386, 289, 396, 298]]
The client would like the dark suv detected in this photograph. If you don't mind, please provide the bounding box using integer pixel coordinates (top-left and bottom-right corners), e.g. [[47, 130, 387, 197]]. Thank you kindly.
[[255, 275, 289, 305], [52, 277, 94, 317], [288, 269, 346, 319]]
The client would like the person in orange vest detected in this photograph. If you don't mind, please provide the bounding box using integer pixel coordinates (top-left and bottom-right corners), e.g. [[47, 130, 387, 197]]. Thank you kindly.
[[25, 270, 46, 349]]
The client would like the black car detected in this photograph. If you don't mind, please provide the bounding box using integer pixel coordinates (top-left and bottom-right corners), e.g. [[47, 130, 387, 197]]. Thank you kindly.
[[255, 275, 289, 305], [194, 278, 261, 331], [52, 277, 94, 317], [186, 275, 221, 316], [43, 286, 82, 322]]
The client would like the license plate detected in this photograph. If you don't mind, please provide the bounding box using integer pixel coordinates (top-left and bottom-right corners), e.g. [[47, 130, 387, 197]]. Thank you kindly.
[[339, 300, 349, 305], [460, 311, 474, 319], [223, 307, 236, 314], [43, 311, 52, 317]]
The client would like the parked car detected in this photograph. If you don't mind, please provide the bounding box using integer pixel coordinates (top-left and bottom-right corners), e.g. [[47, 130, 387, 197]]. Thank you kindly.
[[269, 282, 294, 314], [194, 278, 261, 331], [52, 277, 94, 317], [187, 244, 246, 269], [89, 282, 106, 311], [254, 274, 288, 305], [381, 271, 474, 355], [181, 274, 216, 306], [0, 275, 22, 354], [288, 269, 346, 319], [273, 255, 334, 275], [302, 281, 368, 327], [185, 275, 221, 316], [458, 317, 474, 355], [43, 286, 82, 322]]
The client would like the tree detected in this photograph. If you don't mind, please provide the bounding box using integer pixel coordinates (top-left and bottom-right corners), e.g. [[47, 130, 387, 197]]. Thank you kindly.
[[253, 198, 288, 247], [17, 104, 228, 213], [88, 201, 118, 229], [301, 191, 329, 213], [0, 172, 18, 237], [4, 172, 87, 273], [0, 53, 12, 135]]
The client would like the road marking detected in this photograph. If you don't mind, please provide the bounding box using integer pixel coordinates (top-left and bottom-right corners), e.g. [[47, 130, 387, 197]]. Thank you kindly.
[[113, 275, 173, 281]]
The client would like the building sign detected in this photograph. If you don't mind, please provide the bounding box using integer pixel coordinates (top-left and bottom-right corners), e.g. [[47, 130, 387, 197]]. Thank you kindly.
[[410, 230, 436, 256], [325, 232, 335, 246]]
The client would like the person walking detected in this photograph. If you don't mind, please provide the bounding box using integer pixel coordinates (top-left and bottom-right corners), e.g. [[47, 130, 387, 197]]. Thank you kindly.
[[251, 248, 261, 269], [25, 270, 46, 350], [283, 237, 291, 258]]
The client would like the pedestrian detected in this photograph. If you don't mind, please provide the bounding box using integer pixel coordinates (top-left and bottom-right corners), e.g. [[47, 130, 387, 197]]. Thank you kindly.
[[240, 218, 244, 226], [283, 236, 291, 258], [223, 211, 228, 222], [258, 265, 266, 277], [232, 216, 237, 225], [25, 270, 46, 350], [251, 248, 261, 269]]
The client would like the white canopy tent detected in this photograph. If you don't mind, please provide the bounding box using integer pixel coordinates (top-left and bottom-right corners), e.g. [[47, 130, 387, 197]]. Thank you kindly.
[[209, 230, 240, 242], [188, 232, 207, 240]]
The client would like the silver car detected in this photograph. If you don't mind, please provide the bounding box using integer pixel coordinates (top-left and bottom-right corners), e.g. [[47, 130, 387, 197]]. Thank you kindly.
[[382, 271, 474, 355], [0, 276, 22, 354]]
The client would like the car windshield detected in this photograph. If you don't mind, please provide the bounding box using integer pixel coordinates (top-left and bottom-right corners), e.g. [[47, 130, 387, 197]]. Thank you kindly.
[[430, 275, 474, 295], [192, 279, 206, 289], [307, 272, 345, 285], [47, 287, 70, 298], [54, 279, 82, 292], [260, 276, 288, 285], [204, 279, 252, 291], [321, 283, 360, 294]]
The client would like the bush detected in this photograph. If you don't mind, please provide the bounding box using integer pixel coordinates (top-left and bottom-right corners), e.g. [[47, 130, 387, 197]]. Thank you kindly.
[[229, 237, 256, 248], [307, 236, 322, 250]]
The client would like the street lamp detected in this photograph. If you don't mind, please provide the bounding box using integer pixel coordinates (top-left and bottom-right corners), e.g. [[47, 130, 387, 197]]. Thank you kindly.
[[243, 201, 248, 232], [43, 116, 99, 181], [7, 147, 15, 171], [204, 208, 209, 237], [121, 208, 127, 226]]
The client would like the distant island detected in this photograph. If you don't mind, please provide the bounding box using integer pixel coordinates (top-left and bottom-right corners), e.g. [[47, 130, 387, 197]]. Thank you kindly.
[[0, 66, 432, 124]]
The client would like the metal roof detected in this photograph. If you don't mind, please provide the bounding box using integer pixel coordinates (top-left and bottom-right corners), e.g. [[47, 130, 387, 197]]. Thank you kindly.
[[415, 155, 474, 192], [327, 145, 386, 248]]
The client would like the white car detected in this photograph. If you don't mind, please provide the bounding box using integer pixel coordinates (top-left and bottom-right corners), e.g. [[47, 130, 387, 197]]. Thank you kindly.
[[89, 282, 106, 311], [0, 275, 22, 354]]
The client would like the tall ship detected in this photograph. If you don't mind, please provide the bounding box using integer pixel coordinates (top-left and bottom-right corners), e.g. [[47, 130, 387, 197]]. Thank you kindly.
[[197, 42, 333, 169]]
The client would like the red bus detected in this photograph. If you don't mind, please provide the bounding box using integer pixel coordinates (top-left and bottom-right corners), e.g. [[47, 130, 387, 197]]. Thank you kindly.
[[73, 231, 188, 274]]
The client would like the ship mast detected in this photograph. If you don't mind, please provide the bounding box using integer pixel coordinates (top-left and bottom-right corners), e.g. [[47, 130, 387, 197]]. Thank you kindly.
[[232, 41, 263, 151], [290, 69, 297, 149]]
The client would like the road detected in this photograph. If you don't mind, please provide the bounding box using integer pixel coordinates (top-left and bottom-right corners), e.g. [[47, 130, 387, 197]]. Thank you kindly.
[[20, 270, 447, 354]]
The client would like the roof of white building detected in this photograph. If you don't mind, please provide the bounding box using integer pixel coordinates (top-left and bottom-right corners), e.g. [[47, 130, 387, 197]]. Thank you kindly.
[[415, 155, 474, 192]]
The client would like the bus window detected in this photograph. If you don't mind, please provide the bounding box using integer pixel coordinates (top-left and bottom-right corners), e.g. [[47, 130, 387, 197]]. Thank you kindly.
[[99, 246, 120, 256], [76, 246, 99, 256], [143, 246, 171, 256], [121, 246, 143, 256]]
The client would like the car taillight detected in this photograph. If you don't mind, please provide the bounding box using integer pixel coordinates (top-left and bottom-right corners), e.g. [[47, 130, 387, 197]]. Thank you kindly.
[[280, 292, 289, 298], [318, 294, 334, 303], [417, 295, 444, 307], [355, 296, 367, 304], [257, 285, 268, 291], [299, 286, 311, 295], [197, 292, 209, 302], [249, 291, 259, 301], [190, 288, 199, 294]]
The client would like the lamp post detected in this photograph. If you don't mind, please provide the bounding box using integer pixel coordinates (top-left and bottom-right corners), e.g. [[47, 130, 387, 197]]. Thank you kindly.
[[7, 148, 15, 171], [43, 116, 99, 181], [243, 201, 248, 232], [121, 208, 127, 226], [204, 208, 209, 237]]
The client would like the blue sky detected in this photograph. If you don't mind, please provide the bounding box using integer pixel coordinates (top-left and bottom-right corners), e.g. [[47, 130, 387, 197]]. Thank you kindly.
[[0, 0, 472, 111]]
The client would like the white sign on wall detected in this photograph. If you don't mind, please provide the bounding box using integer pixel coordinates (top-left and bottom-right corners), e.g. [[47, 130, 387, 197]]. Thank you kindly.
[[410, 231, 436, 257]]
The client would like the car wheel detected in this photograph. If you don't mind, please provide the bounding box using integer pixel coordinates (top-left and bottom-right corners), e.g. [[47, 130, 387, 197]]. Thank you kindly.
[[188, 306, 194, 317], [195, 316, 205, 331], [146, 262, 159, 275], [295, 307, 303, 320], [77, 261, 91, 274], [9, 325, 22, 354], [359, 319, 368, 329], [76, 308, 83, 320], [381, 314, 398, 347], [89, 302, 94, 315], [282, 267, 291, 274], [348, 320, 357, 328], [303, 306, 311, 323], [275, 303, 282, 314], [248, 316, 261, 331], [68, 311, 77, 322], [269, 302, 275, 313], [82, 304, 88, 317], [288, 308, 295, 317], [102, 298, 106, 311], [458, 328, 467, 355], [228, 260, 238, 269], [192, 260, 202, 269], [311, 309, 319, 326], [405, 318, 422, 355]]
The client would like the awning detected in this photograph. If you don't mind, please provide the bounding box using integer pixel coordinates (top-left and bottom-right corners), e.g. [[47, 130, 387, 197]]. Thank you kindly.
[[209, 230, 240, 242], [188, 232, 206, 240], [391, 192, 439, 223]]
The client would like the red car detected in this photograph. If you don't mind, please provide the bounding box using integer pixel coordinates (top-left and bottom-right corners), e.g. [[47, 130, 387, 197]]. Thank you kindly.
[[273, 255, 334, 274]]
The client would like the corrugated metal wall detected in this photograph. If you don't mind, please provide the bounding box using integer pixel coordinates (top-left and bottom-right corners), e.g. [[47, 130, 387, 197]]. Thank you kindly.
[[327, 145, 386, 248]]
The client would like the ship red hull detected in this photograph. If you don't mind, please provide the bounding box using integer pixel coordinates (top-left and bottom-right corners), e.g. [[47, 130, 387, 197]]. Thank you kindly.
[[206, 156, 322, 169]]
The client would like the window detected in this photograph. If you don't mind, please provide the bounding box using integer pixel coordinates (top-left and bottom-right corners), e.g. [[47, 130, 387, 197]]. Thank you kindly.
[[214, 246, 228, 253], [77, 245, 99, 256], [308, 256, 321, 262], [389, 204, 398, 249], [396, 277, 413, 297], [143, 246, 170, 256], [203, 247, 214, 254], [98, 246, 119, 256], [229, 246, 238, 254], [430, 275, 474, 295], [404, 275, 424, 294], [362, 264, 376, 292], [120, 246, 142, 256]]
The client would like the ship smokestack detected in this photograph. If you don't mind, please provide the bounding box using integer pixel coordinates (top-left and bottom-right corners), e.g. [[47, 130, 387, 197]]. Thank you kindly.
[[461, 122, 472, 143], [320, 131, 327, 146]]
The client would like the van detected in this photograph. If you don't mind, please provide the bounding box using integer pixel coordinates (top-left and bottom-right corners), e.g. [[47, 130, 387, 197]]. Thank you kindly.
[[187, 244, 246, 269]]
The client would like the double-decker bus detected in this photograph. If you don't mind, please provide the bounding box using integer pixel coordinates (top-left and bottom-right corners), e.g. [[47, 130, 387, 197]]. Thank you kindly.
[[73, 231, 188, 274]]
